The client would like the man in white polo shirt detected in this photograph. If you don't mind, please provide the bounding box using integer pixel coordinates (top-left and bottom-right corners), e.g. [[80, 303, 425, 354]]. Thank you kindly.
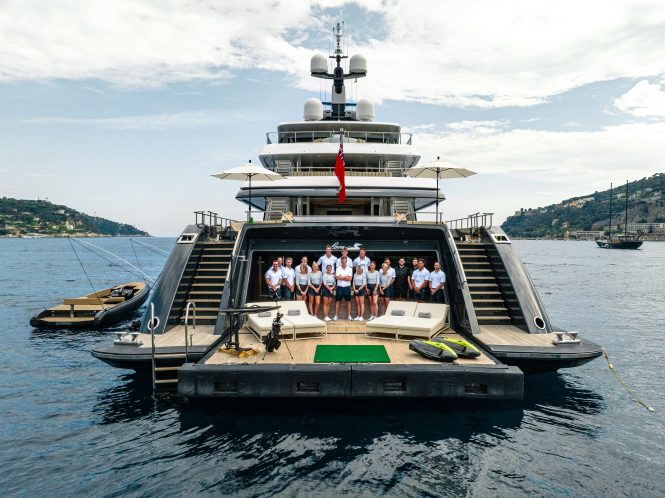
[[352, 246, 371, 273], [281, 257, 296, 300], [317, 245, 338, 274], [264, 260, 283, 301], [411, 258, 431, 303], [333, 256, 353, 320], [429, 261, 446, 304]]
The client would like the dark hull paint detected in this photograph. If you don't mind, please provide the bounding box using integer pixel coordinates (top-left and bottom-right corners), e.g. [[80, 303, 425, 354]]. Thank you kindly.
[[30, 285, 151, 329], [483, 338, 604, 374], [91, 343, 218, 372], [595, 240, 643, 249]]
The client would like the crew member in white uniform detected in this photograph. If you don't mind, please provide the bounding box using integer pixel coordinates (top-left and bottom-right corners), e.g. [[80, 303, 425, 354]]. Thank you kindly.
[[264, 260, 283, 301], [411, 259, 431, 303], [317, 245, 338, 274], [352, 247, 371, 273], [429, 261, 446, 304]]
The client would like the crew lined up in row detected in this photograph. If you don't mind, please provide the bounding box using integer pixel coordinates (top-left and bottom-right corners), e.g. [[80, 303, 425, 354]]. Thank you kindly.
[[264, 245, 446, 321]]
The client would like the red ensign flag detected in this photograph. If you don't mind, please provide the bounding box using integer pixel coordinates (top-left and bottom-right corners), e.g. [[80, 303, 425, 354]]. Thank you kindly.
[[335, 131, 346, 202]]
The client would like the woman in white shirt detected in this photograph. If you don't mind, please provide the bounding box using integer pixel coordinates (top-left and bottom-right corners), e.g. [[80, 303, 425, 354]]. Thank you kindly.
[[378, 263, 394, 316], [365, 261, 380, 320], [321, 265, 336, 321], [307, 262, 323, 316], [296, 263, 309, 302], [352, 266, 367, 321]]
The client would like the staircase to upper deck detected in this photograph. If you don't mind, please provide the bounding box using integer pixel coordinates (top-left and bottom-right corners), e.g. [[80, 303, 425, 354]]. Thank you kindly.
[[168, 234, 236, 327], [456, 242, 525, 328]]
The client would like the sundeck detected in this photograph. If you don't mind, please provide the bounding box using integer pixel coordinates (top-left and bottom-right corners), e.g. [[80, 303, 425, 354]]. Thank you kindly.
[[91, 23, 602, 399]]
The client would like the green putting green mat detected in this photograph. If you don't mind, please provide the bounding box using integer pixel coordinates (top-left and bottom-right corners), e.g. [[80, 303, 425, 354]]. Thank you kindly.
[[314, 345, 391, 363]]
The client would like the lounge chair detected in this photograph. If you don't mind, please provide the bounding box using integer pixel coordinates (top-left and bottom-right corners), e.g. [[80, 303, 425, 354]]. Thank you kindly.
[[245, 301, 325, 340], [366, 301, 449, 340]]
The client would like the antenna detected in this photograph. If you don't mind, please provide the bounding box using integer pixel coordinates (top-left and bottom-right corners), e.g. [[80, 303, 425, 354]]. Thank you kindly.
[[625, 180, 629, 236], [310, 21, 367, 119]]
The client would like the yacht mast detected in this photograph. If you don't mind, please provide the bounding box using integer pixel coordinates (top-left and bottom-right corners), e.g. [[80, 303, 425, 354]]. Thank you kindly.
[[624, 180, 629, 236], [608, 183, 613, 237], [310, 22, 367, 120]]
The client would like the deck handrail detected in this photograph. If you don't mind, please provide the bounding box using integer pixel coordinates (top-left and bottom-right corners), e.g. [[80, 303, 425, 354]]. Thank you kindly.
[[445, 212, 494, 230], [444, 225, 467, 288], [194, 211, 240, 237], [184, 301, 196, 363], [149, 303, 157, 393], [265, 130, 413, 145]]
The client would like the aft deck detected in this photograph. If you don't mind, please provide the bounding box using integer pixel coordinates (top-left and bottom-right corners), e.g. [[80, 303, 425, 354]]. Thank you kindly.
[[178, 319, 524, 399], [204, 322, 495, 366], [476, 325, 558, 347]]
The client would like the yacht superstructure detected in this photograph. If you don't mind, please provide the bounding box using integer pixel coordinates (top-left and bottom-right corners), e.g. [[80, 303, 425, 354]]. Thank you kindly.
[[92, 23, 602, 399]]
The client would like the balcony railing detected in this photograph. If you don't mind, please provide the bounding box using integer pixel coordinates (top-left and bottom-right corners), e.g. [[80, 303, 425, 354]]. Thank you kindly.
[[194, 210, 240, 237], [445, 212, 494, 230], [266, 130, 413, 145]]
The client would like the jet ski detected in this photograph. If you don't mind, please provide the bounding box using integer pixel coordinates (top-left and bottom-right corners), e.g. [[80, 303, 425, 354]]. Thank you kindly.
[[409, 340, 458, 362], [435, 337, 481, 359]]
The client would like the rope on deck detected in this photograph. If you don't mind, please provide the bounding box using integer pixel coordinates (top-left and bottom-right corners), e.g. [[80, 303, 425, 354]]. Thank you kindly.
[[604, 352, 656, 414]]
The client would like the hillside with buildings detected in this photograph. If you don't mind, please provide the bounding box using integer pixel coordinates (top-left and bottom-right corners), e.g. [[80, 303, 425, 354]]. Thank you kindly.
[[501, 173, 665, 239], [0, 198, 149, 237]]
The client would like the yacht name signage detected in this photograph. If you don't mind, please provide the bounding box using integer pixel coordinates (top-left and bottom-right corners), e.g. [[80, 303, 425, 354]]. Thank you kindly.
[[331, 242, 363, 251]]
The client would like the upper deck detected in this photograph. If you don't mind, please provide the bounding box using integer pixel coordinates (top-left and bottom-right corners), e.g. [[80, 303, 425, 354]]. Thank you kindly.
[[268, 120, 410, 145], [260, 122, 420, 173]]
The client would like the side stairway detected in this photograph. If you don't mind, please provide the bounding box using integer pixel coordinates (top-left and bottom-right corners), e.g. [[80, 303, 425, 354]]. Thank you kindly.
[[456, 243, 524, 327], [168, 240, 234, 327]]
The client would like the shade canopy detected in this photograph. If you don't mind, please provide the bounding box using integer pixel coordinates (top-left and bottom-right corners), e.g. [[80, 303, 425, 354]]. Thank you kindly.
[[212, 162, 283, 222], [405, 158, 476, 223], [211, 162, 283, 182], [405, 161, 476, 180]]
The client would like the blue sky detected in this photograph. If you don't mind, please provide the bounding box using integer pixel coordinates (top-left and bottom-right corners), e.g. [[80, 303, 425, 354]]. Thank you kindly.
[[1, 0, 665, 235]]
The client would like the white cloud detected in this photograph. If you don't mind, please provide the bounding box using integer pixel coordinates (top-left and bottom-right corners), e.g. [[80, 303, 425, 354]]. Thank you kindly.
[[2, 1, 665, 108], [412, 122, 665, 223], [614, 79, 665, 117], [444, 120, 510, 135], [22, 110, 256, 130]]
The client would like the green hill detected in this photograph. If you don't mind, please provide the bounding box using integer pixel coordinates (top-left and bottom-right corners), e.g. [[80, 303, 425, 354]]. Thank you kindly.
[[0, 197, 149, 237], [501, 173, 665, 238]]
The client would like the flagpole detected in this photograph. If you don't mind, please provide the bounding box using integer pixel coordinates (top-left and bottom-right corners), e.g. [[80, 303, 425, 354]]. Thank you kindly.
[[436, 170, 440, 224], [248, 174, 253, 223]]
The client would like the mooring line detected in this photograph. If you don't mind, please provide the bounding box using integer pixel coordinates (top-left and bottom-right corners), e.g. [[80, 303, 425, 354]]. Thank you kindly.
[[604, 352, 656, 414], [68, 237, 106, 310], [70, 237, 156, 284], [129, 238, 169, 256]]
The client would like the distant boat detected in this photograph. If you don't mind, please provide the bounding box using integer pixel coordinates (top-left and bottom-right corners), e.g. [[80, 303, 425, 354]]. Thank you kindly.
[[23, 233, 46, 238], [595, 181, 643, 249], [30, 282, 150, 328]]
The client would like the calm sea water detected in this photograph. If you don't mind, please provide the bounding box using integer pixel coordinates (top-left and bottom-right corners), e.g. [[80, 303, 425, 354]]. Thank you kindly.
[[1, 238, 664, 497]]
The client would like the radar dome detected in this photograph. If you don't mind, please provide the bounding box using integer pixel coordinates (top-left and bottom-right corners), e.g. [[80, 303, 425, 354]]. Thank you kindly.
[[310, 54, 327, 74], [349, 54, 367, 75], [356, 98, 374, 121], [304, 98, 323, 121]]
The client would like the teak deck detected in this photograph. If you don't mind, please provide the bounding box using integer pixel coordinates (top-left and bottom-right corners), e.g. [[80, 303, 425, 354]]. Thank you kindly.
[[130, 325, 219, 348], [476, 324, 557, 347], [204, 322, 495, 366]]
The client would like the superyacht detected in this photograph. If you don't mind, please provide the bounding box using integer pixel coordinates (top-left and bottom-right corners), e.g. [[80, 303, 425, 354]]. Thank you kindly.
[[92, 24, 602, 399]]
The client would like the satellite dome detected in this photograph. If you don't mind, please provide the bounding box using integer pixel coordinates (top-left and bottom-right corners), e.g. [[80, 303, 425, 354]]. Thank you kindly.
[[349, 54, 367, 75], [356, 98, 374, 121], [304, 98, 323, 121], [310, 54, 327, 74]]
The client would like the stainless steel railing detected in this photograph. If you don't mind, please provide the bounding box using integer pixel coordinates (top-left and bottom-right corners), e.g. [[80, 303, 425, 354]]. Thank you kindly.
[[183, 301, 196, 363], [445, 212, 494, 230], [265, 130, 413, 145], [149, 303, 157, 392], [194, 210, 240, 237]]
